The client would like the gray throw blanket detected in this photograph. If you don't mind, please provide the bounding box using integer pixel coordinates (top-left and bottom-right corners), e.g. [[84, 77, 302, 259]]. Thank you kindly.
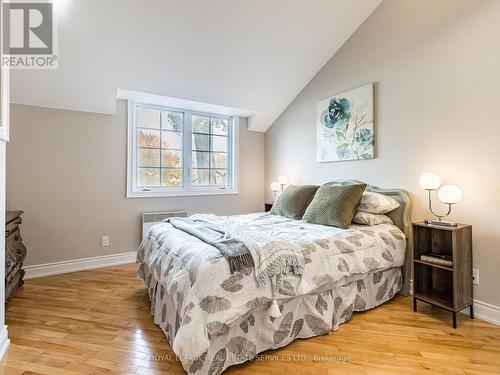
[[167, 214, 305, 317], [168, 217, 254, 273]]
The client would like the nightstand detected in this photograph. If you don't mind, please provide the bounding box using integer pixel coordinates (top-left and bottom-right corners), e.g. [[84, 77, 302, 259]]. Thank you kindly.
[[265, 203, 273, 212], [412, 222, 473, 328]]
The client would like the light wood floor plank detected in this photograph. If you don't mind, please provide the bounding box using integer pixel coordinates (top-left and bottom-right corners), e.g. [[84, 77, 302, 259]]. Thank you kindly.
[[1, 263, 499, 374]]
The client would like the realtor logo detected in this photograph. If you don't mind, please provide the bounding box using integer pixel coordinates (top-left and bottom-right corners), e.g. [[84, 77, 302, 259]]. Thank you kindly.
[[2, 1, 58, 69]]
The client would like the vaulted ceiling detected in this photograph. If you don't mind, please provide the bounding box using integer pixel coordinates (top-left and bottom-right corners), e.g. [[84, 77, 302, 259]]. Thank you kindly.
[[10, 0, 381, 131]]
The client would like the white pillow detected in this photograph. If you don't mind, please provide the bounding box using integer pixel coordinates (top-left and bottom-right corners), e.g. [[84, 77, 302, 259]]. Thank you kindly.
[[352, 211, 393, 225], [357, 192, 400, 214]]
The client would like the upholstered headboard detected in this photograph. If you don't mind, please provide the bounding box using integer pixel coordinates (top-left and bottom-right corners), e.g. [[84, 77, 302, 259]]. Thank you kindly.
[[327, 179, 413, 296]]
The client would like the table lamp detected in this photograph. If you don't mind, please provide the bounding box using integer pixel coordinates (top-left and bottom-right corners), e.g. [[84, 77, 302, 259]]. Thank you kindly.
[[271, 181, 281, 199], [419, 172, 462, 227], [277, 175, 288, 192]]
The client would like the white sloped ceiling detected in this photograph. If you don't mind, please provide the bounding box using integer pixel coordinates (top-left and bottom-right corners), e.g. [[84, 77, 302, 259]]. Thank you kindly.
[[10, 0, 381, 131]]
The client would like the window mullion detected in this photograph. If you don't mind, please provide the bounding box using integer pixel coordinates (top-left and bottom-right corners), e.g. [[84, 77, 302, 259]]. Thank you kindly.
[[132, 102, 139, 191], [209, 117, 213, 185], [159, 110, 163, 185], [228, 116, 233, 189], [184, 111, 192, 188]]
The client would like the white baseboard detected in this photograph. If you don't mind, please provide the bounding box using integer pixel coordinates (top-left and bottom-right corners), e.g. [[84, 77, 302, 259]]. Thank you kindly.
[[23, 252, 137, 279], [461, 299, 500, 326], [0, 325, 10, 360]]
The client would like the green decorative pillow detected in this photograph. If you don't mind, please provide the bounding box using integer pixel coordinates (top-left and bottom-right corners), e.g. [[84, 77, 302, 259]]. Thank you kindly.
[[303, 184, 367, 229], [270, 185, 319, 220]]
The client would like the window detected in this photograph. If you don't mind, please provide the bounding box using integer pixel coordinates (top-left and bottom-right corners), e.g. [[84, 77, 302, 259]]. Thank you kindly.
[[127, 102, 237, 197], [191, 115, 231, 187]]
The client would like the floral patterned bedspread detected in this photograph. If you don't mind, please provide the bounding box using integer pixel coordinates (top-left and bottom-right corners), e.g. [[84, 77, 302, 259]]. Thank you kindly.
[[137, 212, 406, 360]]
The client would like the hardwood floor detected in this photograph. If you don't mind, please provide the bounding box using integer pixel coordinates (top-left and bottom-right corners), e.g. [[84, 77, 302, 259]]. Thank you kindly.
[[1, 264, 500, 375]]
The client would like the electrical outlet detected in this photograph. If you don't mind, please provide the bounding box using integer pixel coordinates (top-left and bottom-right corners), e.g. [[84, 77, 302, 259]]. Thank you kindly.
[[472, 268, 479, 285], [101, 235, 110, 247]]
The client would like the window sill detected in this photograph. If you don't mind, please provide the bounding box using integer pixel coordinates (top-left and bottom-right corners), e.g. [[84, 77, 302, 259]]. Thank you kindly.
[[127, 188, 239, 198]]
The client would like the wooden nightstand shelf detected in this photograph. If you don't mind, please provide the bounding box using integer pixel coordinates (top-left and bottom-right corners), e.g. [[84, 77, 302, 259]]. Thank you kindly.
[[412, 222, 473, 328]]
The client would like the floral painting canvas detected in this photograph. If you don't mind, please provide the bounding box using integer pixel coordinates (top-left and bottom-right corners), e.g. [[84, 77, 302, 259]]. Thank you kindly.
[[316, 84, 374, 162]]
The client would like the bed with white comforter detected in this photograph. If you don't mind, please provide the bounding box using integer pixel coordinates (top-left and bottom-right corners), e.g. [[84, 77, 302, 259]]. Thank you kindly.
[[137, 211, 407, 374]]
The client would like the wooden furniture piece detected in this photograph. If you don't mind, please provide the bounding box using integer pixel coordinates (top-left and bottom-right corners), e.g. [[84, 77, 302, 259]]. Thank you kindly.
[[5, 211, 27, 301], [412, 222, 473, 328], [264, 203, 273, 212]]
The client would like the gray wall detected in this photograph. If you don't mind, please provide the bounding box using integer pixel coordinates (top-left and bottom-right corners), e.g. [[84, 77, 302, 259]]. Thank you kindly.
[[265, 0, 500, 306], [7, 101, 265, 266]]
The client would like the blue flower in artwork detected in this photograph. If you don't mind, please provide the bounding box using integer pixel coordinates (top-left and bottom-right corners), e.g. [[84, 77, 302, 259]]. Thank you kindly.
[[354, 128, 373, 145], [322, 97, 351, 129]]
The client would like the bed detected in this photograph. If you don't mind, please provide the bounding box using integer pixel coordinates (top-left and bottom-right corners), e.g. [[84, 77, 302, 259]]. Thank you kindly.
[[137, 180, 412, 375]]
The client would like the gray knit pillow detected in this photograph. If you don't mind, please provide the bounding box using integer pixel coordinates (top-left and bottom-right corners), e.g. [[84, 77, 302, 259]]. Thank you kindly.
[[270, 185, 319, 220], [303, 184, 367, 229]]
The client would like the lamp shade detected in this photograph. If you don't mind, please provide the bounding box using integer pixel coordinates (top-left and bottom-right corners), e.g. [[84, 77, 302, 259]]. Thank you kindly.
[[277, 175, 288, 185], [270, 181, 281, 192], [438, 185, 462, 204], [419, 172, 441, 190]]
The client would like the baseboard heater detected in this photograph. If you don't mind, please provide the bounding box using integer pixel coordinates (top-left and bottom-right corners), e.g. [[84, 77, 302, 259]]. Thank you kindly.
[[142, 211, 188, 241]]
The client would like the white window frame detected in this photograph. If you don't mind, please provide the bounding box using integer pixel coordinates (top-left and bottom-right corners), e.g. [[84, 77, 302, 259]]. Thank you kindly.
[[127, 100, 239, 198]]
